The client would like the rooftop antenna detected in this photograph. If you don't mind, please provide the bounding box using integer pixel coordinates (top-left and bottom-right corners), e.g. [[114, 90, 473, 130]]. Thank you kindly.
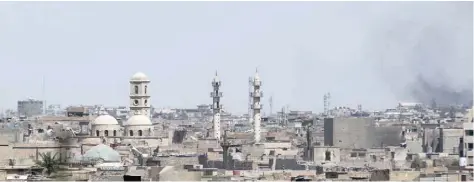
[[269, 96, 273, 117], [42, 75, 46, 115], [248, 76, 253, 125]]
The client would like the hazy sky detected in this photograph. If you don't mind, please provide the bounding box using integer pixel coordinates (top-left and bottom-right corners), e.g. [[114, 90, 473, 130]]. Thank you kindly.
[[0, 1, 472, 114]]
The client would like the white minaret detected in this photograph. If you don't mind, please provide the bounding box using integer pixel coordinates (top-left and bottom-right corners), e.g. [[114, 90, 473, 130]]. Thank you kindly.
[[210, 72, 222, 140], [129, 72, 151, 118], [251, 69, 263, 143]]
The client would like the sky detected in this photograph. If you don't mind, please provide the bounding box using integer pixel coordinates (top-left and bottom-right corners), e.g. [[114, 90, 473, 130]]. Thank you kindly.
[[0, 1, 472, 114]]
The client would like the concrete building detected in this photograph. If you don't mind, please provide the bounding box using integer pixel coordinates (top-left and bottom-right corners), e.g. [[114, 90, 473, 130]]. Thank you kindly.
[[463, 107, 473, 169], [324, 117, 374, 148], [17, 98, 43, 117], [311, 146, 341, 163], [324, 117, 403, 149], [440, 128, 463, 154]]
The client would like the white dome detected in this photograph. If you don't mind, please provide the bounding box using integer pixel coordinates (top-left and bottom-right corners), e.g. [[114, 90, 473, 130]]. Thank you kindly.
[[80, 144, 121, 162], [125, 115, 152, 126], [92, 115, 119, 125], [130, 72, 149, 81]]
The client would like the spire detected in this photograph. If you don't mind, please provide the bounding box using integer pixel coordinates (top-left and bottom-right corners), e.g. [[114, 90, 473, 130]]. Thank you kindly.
[[213, 70, 220, 83], [254, 67, 260, 81]]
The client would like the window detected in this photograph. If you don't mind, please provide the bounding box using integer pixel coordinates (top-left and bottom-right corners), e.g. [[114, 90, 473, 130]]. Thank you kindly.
[[350, 152, 357, 157], [133, 100, 139, 106], [134, 86, 139, 94], [468, 143, 473, 151], [104, 130, 109, 136], [144, 100, 148, 106], [129, 130, 134, 136], [325, 151, 331, 161], [466, 130, 474, 136], [145, 85, 147, 94], [138, 130, 143, 136], [96, 130, 100, 137], [113, 130, 117, 136]]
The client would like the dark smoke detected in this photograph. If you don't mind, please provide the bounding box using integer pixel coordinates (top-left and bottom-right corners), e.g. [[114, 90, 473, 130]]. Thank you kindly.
[[411, 74, 472, 107], [369, 2, 473, 107]]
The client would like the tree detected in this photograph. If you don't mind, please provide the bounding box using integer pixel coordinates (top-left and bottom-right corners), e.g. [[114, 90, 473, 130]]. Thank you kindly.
[[410, 157, 425, 170], [35, 152, 60, 176]]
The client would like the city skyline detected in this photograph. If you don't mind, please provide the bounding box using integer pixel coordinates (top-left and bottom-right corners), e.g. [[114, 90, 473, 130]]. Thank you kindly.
[[0, 2, 472, 113]]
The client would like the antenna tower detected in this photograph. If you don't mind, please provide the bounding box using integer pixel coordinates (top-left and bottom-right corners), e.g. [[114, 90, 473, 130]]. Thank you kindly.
[[248, 77, 253, 124], [42, 75, 46, 115], [269, 96, 273, 117], [323, 92, 331, 116]]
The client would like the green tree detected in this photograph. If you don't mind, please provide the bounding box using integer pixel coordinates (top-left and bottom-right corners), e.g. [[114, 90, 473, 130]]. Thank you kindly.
[[35, 152, 60, 176]]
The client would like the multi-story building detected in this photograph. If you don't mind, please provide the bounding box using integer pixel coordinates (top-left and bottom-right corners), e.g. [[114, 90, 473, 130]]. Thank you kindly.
[[17, 98, 43, 118], [463, 107, 473, 169], [45, 104, 63, 116]]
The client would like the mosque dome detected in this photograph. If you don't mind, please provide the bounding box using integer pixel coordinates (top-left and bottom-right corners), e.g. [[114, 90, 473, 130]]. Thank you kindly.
[[92, 115, 119, 125], [81, 144, 121, 162], [125, 115, 152, 126], [130, 72, 149, 81]]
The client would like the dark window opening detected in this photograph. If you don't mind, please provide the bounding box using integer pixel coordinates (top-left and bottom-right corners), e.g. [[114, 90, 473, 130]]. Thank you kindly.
[[466, 130, 474, 136], [129, 130, 134, 136], [96, 130, 100, 137], [144, 85, 147, 94], [134, 86, 139, 94], [138, 130, 143, 136], [325, 151, 331, 161], [113, 130, 117, 136], [104, 130, 109, 136], [350, 152, 357, 157]]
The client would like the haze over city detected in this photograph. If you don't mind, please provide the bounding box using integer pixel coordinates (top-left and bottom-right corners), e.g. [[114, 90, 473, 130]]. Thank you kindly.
[[0, 1, 472, 113]]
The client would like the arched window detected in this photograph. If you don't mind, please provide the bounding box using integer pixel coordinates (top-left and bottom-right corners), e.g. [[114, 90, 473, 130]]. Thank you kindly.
[[104, 130, 109, 136], [145, 85, 148, 94], [113, 130, 117, 136], [138, 130, 143, 136], [129, 130, 134, 136], [134, 86, 139, 94], [96, 130, 100, 137], [144, 100, 148, 106]]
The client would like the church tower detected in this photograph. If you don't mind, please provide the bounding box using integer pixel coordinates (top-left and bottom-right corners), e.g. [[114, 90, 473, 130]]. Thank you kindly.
[[129, 72, 151, 117]]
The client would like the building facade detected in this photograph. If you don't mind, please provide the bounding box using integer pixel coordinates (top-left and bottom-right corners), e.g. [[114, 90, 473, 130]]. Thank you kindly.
[[17, 98, 43, 117]]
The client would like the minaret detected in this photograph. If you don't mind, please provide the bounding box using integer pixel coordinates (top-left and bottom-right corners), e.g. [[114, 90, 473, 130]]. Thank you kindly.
[[251, 69, 263, 143], [129, 72, 151, 117], [210, 72, 222, 140]]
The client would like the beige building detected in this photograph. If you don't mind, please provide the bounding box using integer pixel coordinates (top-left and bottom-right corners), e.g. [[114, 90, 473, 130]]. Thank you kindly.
[[463, 107, 473, 169]]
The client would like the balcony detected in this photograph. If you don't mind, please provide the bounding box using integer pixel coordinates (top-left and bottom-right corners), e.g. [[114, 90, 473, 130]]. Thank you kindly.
[[253, 80, 262, 86], [210, 92, 223, 98], [251, 103, 262, 109], [212, 81, 221, 87], [211, 104, 222, 110], [250, 91, 263, 98]]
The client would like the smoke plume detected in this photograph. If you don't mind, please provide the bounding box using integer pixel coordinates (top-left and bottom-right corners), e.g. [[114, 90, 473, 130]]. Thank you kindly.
[[369, 2, 473, 107]]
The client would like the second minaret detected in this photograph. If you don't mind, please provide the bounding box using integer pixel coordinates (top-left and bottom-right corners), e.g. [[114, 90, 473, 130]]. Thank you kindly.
[[210, 72, 223, 140], [251, 70, 263, 143]]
